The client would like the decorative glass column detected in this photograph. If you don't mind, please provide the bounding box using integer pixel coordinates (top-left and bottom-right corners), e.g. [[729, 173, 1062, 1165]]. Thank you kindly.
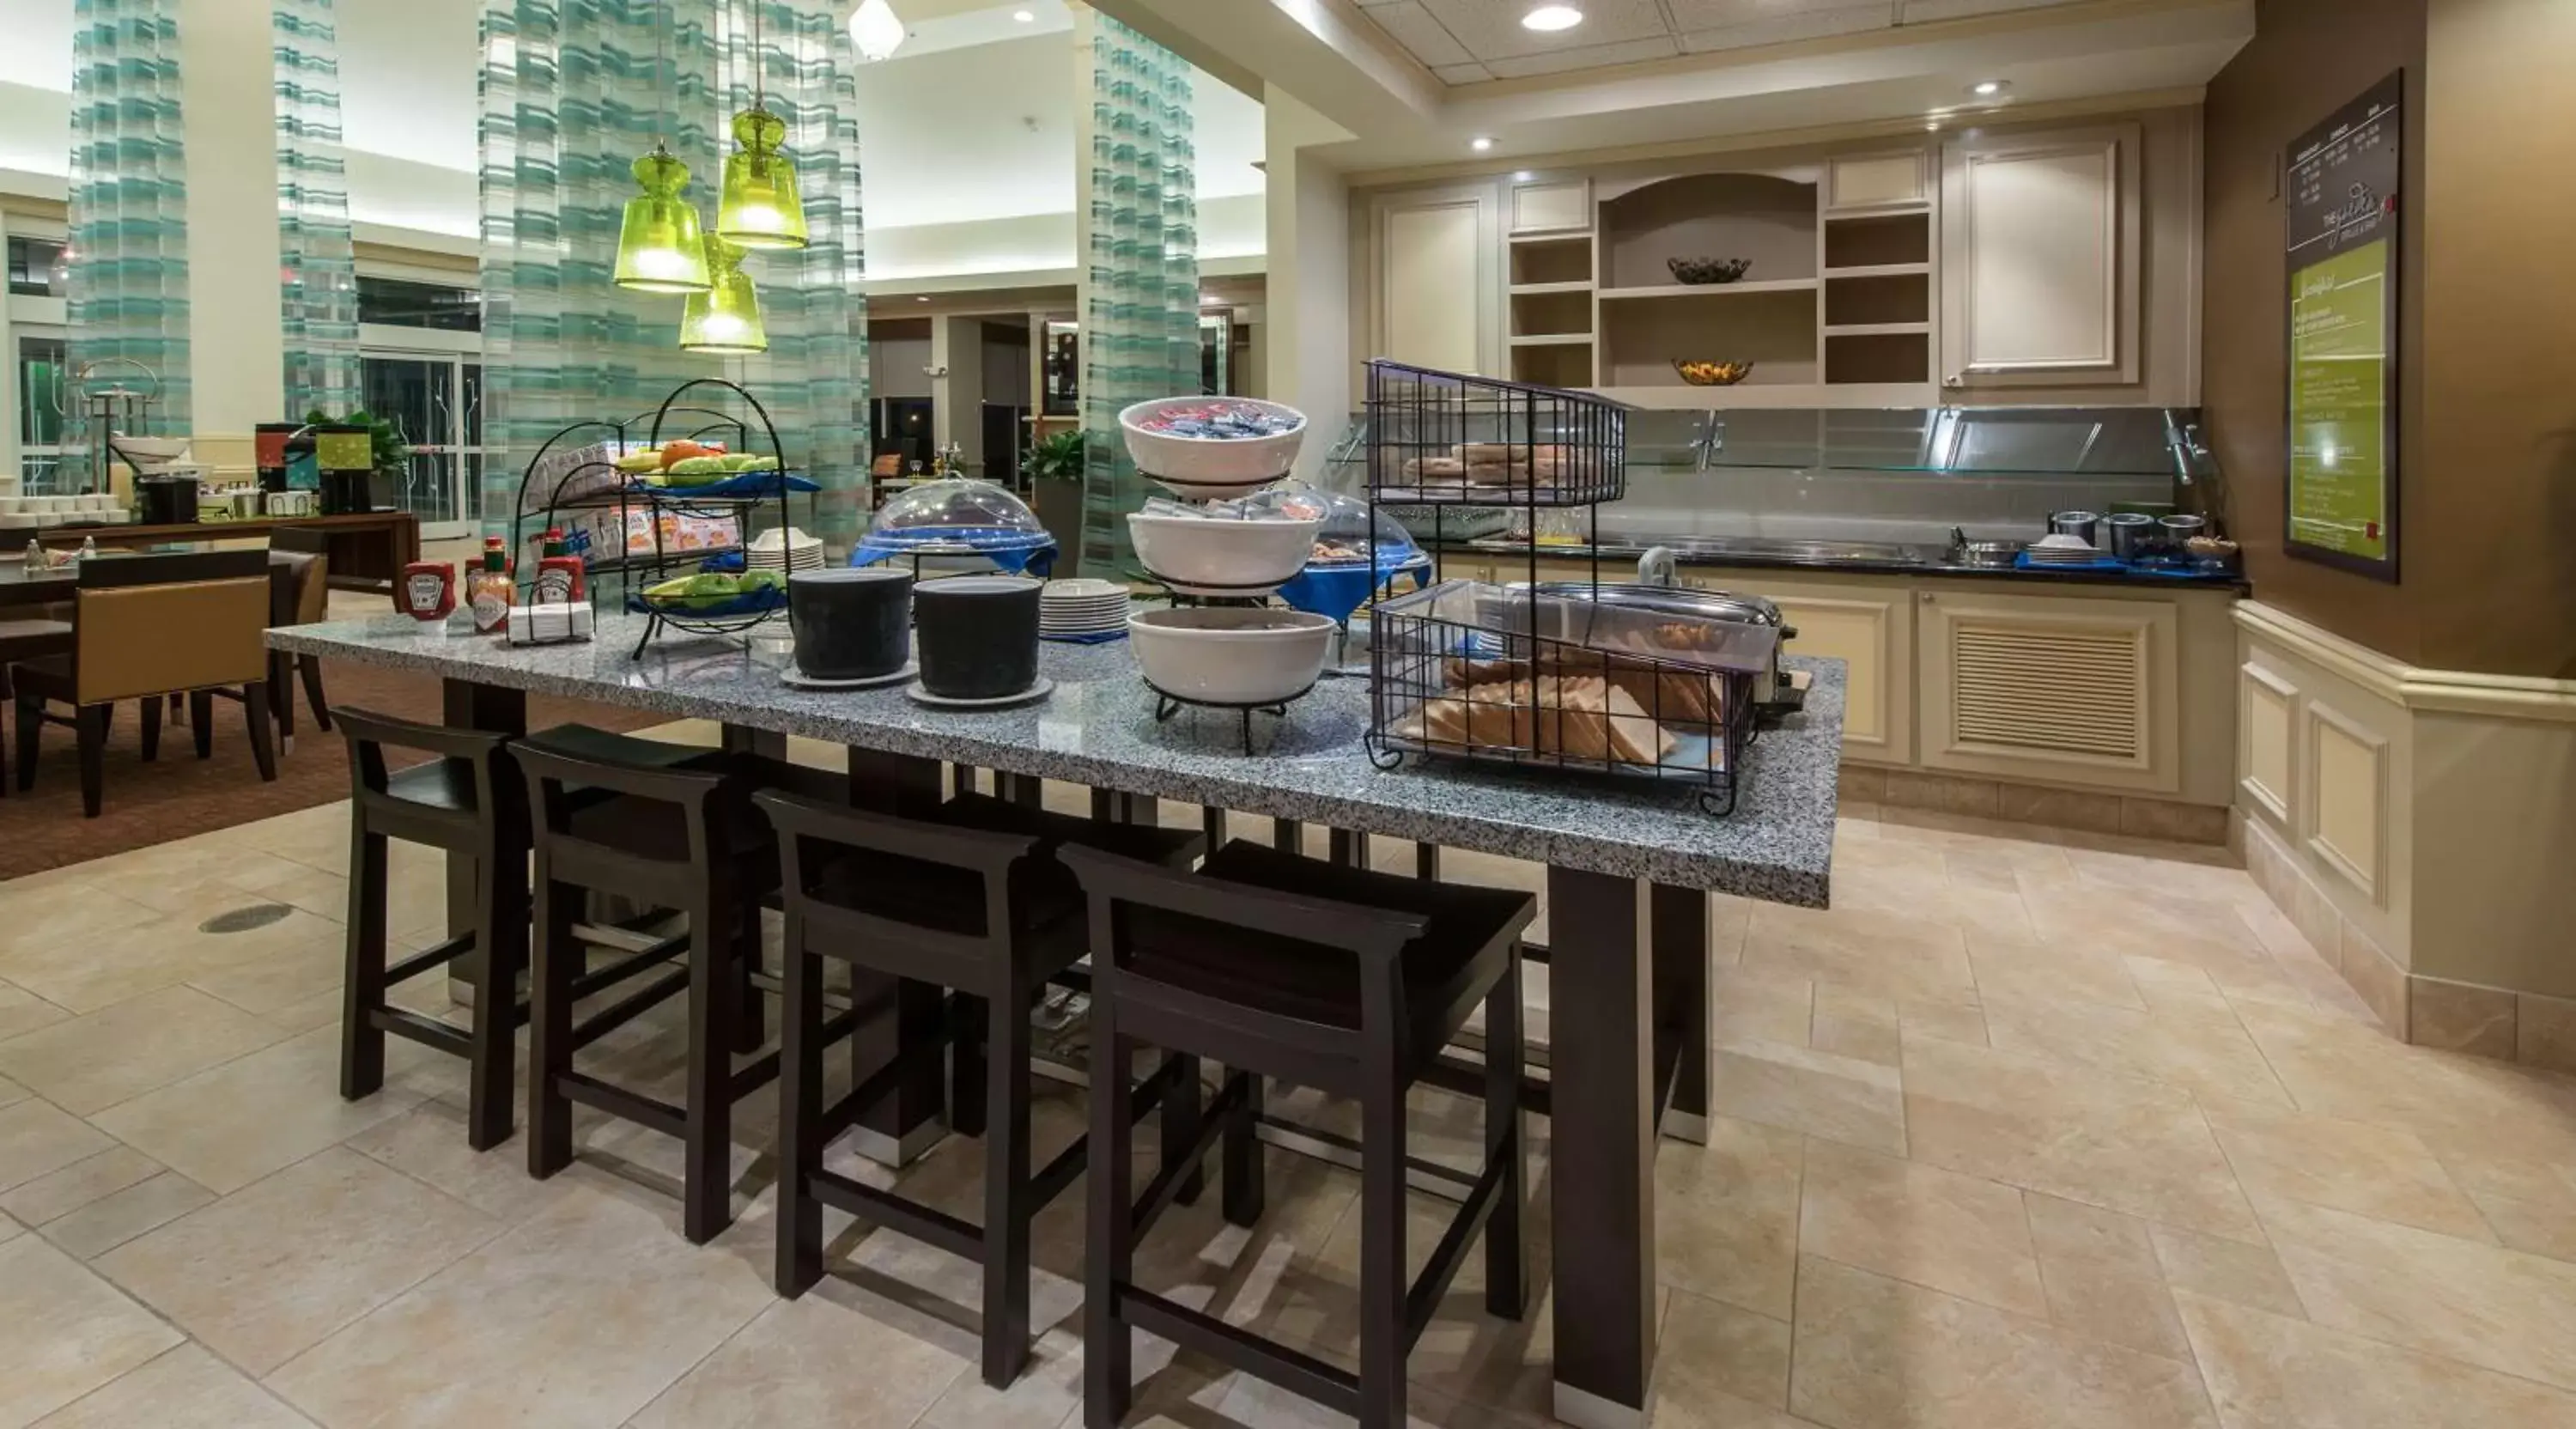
[[478, 0, 866, 549], [65, 0, 191, 489], [273, 0, 361, 418], [1078, 11, 1198, 572]]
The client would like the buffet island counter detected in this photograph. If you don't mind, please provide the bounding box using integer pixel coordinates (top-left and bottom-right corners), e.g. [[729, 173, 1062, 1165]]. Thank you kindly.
[[270, 607, 1845, 1429]]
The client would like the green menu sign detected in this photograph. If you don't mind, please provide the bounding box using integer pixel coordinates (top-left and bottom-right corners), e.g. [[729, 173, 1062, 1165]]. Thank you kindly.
[[2284, 72, 2403, 579]]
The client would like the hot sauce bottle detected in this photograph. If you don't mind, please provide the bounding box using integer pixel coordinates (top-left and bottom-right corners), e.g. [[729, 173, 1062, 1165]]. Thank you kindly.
[[468, 536, 514, 635]]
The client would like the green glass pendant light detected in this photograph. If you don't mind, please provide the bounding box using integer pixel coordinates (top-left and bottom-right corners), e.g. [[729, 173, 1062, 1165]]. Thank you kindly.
[[613, 5, 711, 293], [680, 235, 768, 354], [613, 149, 713, 293], [714, 0, 809, 249]]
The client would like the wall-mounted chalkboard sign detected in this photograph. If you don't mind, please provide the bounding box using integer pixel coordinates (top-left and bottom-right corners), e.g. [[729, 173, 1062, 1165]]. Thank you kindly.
[[2284, 70, 2403, 581]]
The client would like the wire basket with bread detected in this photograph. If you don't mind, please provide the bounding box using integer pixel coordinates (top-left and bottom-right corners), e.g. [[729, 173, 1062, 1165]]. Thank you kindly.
[[1366, 580, 1774, 815]]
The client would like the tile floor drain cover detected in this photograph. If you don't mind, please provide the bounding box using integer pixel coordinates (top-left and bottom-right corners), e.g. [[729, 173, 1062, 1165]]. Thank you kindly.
[[200, 903, 295, 933]]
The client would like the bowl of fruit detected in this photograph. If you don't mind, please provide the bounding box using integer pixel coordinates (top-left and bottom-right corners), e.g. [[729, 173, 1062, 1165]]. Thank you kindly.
[[1673, 360, 1755, 387], [635, 568, 788, 617]]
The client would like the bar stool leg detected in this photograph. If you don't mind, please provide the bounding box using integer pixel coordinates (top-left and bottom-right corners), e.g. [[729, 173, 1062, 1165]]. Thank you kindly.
[[1485, 948, 1528, 1320], [1084, 1000, 1135, 1428], [527, 872, 579, 1179], [951, 994, 988, 1138], [464, 855, 516, 1152], [775, 931, 826, 1298], [731, 900, 766, 1055], [339, 822, 390, 1101], [1162, 1052, 1205, 1207], [981, 973, 1035, 1388], [683, 891, 738, 1244], [1358, 1074, 1410, 1429], [1221, 1071, 1266, 1228]]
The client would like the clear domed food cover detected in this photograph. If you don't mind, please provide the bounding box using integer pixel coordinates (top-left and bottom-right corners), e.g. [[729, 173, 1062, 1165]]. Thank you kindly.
[[855, 477, 1054, 561], [1305, 487, 1419, 569]]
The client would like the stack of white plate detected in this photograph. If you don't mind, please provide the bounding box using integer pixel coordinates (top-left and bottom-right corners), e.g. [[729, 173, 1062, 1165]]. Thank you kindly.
[[747, 526, 825, 575], [1041, 578, 1131, 639], [2026, 533, 2105, 566]]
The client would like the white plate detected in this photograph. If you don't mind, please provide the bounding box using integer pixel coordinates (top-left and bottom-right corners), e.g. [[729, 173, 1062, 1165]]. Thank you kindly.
[[1042, 578, 1129, 599], [781, 661, 916, 691], [904, 676, 1055, 709]]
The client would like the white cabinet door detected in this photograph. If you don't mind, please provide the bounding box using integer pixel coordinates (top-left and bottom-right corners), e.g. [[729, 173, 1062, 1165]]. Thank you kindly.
[[1940, 124, 2140, 389], [1917, 588, 2178, 794], [1372, 186, 1499, 376]]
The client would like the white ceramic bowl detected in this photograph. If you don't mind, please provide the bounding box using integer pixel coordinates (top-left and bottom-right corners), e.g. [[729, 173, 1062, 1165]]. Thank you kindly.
[[1117, 398, 1308, 500], [1127, 607, 1336, 705], [1126, 512, 1324, 598]]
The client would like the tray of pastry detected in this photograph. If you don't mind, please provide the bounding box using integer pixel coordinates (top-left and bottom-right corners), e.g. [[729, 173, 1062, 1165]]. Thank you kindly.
[[1366, 580, 1772, 794]]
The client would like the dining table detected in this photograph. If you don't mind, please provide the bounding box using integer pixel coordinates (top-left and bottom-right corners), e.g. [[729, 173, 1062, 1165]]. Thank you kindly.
[[267, 607, 1843, 1429]]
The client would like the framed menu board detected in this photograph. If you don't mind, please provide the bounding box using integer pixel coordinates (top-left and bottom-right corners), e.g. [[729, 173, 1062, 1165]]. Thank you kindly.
[[2284, 71, 2403, 580]]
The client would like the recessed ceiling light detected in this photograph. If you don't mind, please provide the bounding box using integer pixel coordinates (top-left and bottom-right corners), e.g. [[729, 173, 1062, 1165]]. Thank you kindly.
[[1012, 8, 1034, 21], [1470, 136, 1495, 151], [916, 295, 932, 302], [1969, 79, 2008, 97], [1522, 5, 1583, 33]]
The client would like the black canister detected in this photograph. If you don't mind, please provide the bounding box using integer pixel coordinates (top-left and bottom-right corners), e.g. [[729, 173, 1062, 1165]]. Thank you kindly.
[[913, 575, 1042, 699], [788, 568, 913, 680]]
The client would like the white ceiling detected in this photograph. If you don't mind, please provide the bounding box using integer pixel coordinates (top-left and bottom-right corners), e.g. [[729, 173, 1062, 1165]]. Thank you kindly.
[[1355, 0, 2109, 82]]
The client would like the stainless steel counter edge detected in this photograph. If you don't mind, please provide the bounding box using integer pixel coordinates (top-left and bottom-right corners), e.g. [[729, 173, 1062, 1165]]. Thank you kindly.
[[1432, 539, 2249, 592], [272, 612, 1844, 905]]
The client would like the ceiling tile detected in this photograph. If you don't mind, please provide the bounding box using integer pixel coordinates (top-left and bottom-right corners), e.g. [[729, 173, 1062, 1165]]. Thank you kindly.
[[1901, 0, 2087, 21], [1363, 1, 1478, 69], [1433, 62, 1498, 84], [1482, 34, 1686, 78], [1416, 0, 1674, 62], [1679, 7, 1893, 52], [1666, 0, 1890, 29]]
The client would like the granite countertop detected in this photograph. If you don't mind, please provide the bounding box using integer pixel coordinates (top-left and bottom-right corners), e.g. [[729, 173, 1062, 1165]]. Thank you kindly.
[[1431, 535, 2249, 592], [273, 612, 1843, 905]]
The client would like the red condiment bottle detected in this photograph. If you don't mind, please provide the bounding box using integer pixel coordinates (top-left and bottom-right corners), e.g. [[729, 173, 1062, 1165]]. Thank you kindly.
[[534, 527, 586, 604], [398, 561, 455, 621], [468, 537, 513, 634]]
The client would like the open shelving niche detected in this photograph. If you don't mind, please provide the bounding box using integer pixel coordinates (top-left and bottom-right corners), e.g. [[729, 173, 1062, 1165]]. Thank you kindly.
[[1504, 163, 1939, 409]]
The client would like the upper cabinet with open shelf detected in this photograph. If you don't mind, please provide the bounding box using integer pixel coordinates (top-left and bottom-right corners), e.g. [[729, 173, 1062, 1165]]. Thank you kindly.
[[1361, 107, 2198, 411]]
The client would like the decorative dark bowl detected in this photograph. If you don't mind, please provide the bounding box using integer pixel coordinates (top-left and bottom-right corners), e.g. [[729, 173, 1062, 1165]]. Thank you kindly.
[[1667, 256, 1752, 285]]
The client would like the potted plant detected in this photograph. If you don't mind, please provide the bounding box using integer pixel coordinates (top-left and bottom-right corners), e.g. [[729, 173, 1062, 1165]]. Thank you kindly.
[[1024, 426, 1085, 578], [302, 406, 411, 510]]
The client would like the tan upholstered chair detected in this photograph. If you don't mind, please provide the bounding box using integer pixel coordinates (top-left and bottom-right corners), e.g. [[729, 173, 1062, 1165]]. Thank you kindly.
[[10, 550, 278, 817]]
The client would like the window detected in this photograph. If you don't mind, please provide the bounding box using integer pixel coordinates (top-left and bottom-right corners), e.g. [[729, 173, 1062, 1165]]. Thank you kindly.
[[356, 276, 481, 331], [361, 351, 487, 534], [15, 330, 68, 491], [6, 237, 67, 298]]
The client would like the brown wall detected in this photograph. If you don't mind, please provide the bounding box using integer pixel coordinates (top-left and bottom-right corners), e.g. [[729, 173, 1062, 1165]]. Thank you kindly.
[[2203, 0, 2428, 666], [2413, 0, 2576, 678], [2207, 0, 2576, 677]]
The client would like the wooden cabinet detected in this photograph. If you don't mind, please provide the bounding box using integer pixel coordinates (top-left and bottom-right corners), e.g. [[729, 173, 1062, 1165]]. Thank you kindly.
[[1938, 123, 2142, 391], [1916, 587, 2178, 794], [1678, 568, 1913, 763]]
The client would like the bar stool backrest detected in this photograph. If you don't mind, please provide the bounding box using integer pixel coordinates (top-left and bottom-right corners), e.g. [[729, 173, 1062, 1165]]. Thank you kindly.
[[754, 787, 1036, 963], [511, 739, 740, 896], [332, 705, 514, 847], [1057, 843, 1429, 1086]]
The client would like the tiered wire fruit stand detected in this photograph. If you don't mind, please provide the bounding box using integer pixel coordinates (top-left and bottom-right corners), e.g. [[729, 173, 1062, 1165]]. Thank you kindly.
[[1358, 359, 1771, 816], [512, 379, 818, 658]]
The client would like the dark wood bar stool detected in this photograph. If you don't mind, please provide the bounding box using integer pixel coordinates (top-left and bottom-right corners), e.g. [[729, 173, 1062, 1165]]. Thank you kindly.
[[334, 711, 715, 1152], [756, 787, 1206, 1388], [1065, 839, 1535, 1429], [513, 733, 849, 1244]]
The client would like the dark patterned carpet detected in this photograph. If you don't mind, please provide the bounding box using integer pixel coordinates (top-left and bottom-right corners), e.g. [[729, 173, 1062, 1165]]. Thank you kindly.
[[0, 659, 665, 880]]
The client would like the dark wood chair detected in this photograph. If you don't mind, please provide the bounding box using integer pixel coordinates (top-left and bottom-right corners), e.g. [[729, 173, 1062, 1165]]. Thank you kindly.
[[267, 528, 333, 745], [10, 550, 276, 817], [0, 615, 75, 800], [755, 787, 1204, 1388], [1065, 839, 1534, 1429], [512, 732, 853, 1244]]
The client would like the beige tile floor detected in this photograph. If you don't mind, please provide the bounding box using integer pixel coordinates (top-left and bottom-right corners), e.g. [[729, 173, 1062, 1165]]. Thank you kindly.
[[7, 743, 2576, 1428]]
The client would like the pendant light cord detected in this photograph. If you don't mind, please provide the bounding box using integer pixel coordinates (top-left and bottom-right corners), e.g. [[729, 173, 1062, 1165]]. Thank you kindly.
[[653, 0, 670, 151], [750, 0, 764, 111]]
